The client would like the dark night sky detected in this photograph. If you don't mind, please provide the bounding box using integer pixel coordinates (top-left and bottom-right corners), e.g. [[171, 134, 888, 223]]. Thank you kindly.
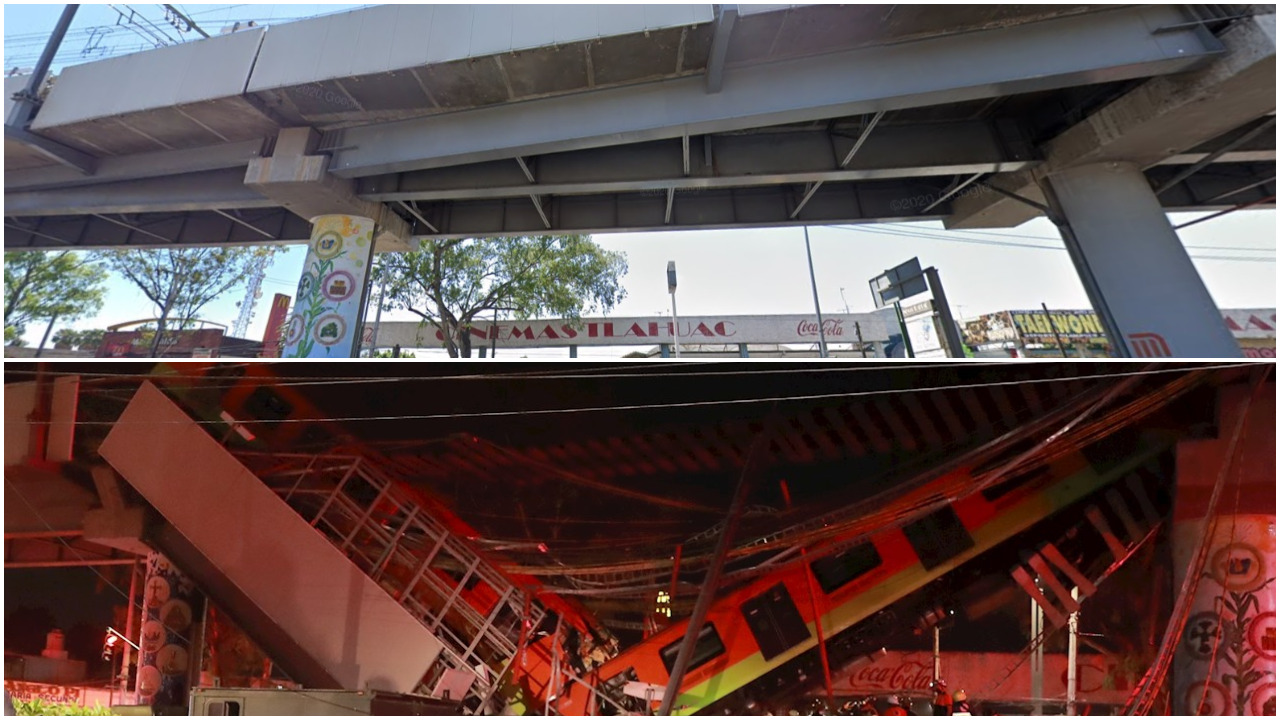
[[5, 567, 120, 630]]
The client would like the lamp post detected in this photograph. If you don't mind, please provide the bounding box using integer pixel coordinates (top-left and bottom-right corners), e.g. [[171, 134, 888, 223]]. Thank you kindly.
[[667, 261, 680, 358], [803, 227, 829, 357]]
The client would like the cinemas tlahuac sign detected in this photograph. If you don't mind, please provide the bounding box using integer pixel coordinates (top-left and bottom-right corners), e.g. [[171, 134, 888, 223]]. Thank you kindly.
[[375, 314, 892, 349]]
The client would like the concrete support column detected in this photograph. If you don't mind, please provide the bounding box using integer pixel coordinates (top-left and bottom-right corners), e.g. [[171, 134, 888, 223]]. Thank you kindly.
[[1171, 379, 1275, 715], [1039, 162, 1241, 358], [138, 552, 202, 714], [282, 215, 377, 358]]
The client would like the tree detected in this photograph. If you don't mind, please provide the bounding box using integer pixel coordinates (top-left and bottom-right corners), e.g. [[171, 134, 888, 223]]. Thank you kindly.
[[52, 328, 105, 352], [4, 251, 107, 344], [377, 235, 628, 357], [102, 247, 280, 357]]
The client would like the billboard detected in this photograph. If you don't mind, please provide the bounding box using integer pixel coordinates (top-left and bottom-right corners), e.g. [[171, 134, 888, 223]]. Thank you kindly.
[[905, 314, 945, 358], [260, 294, 290, 358], [822, 650, 1131, 706], [962, 311, 1020, 347], [97, 329, 225, 358], [374, 313, 892, 350], [1009, 309, 1107, 340]]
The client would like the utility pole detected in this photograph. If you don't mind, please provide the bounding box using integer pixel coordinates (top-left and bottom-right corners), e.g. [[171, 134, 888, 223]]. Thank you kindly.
[[803, 226, 828, 357], [1042, 302, 1070, 358], [667, 261, 680, 358], [1066, 587, 1079, 715]]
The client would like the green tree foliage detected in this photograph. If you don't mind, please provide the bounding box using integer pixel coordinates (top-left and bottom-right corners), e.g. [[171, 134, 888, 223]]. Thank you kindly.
[[102, 247, 280, 357], [376, 235, 627, 357], [52, 328, 105, 352], [3, 251, 107, 342]]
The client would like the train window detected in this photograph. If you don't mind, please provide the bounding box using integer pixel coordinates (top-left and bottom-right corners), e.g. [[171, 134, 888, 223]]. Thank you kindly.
[[981, 466, 1051, 502], [659, 623, 726, 675], [903, 505, 975, 570], [207, 701, 241, 715], [809, 543, 883, 595], [740, 583, 812, 662]]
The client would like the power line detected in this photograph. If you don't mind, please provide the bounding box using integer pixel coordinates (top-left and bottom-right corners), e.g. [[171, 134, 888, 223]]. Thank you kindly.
[[828, 224, 1274, 263], [16, 364, 1250, 428]]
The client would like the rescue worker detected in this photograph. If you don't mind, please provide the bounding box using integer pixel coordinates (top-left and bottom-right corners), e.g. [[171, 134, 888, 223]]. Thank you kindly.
[[952, 690, 971, 716], [931, 679, 952, 716], [883, 695, 909, 716]]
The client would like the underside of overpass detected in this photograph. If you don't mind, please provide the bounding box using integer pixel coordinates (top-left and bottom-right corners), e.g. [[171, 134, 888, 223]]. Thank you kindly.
[[3, 4, 1274, 359], [3, 362, 1275, 713], [3, 4, 1274, 249]]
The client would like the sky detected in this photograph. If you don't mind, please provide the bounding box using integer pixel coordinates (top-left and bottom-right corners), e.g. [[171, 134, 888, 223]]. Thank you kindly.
[[4, 3, 1276, 358]]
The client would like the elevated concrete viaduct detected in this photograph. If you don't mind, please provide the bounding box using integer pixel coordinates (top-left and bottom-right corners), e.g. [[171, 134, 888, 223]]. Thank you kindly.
[[3, 4, 1274, 356]]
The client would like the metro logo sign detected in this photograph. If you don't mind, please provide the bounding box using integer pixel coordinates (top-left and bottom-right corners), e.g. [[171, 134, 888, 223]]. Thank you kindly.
[[1128, 332, 1172, 358]]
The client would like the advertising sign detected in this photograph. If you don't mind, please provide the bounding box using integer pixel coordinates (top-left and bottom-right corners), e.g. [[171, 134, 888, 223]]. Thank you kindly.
[[374, 313, 892, 349], [97, 329, 225, 358], [824, 650, 1131, 706], [963, 311, 1020, 347], [1009, 309, 1107, 340], [282, 215, 375, 358], [1221, 309, 1276, 339], [905, 314, 945, 358], [260, 293, 291, 357]]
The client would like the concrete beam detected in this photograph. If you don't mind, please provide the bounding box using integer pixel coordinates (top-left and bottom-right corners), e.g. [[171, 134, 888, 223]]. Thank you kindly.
[[357, 121, 1036, 202], [4, 535, 141, 568], [1156, 115, 1276, 165], [949, 12, 1276, 228], [4, 465, 97, 535], [245, 127, 413, 252], [329, 6, 1216, 178]]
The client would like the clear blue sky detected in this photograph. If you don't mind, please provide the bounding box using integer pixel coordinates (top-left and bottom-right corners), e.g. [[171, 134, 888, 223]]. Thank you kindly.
[[4, 4, 1276, 357]]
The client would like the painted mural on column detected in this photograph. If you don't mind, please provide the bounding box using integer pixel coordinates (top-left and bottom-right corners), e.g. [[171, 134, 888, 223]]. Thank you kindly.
[[137, 552, 202, 712], [281, 215, 376, 358], [1173, 518, 1276, 715]]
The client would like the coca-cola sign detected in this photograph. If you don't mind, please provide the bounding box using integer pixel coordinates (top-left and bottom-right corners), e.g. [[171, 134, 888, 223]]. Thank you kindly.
[[825, 650, 1131, 705], [796, 318, 848, 338], [374, 313, 892, 349]]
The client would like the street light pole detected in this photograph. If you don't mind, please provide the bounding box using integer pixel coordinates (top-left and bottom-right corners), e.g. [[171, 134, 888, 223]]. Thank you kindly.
[[803, 226, 828, 358], [667, 261, 680, 358]]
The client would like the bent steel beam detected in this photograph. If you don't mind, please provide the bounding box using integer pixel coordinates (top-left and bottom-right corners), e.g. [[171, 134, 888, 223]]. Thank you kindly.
[[327, 6, 1216, 178]]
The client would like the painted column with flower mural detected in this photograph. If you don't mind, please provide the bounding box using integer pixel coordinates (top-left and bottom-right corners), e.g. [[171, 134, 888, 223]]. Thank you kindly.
[[1171, 379, 1275, 716], [282, 215, 377, 358], [137, 552, 203, 713]]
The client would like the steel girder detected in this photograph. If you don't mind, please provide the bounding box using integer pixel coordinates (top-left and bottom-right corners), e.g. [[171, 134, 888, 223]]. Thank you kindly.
[[356, 121, 1036, 203], [326, 5, 1217, 178]]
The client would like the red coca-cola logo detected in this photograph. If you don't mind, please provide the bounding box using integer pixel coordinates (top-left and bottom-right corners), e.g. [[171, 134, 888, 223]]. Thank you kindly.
[[849, 661, 933, 692], [796, 319, 846, 338]]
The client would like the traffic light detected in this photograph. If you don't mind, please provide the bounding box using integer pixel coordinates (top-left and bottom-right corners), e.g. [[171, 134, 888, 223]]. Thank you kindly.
[[102, 631, 119, 661]]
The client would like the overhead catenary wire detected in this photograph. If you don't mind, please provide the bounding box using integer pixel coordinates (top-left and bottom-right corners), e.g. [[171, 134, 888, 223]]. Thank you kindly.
[[3, 364, 1247, 428]]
